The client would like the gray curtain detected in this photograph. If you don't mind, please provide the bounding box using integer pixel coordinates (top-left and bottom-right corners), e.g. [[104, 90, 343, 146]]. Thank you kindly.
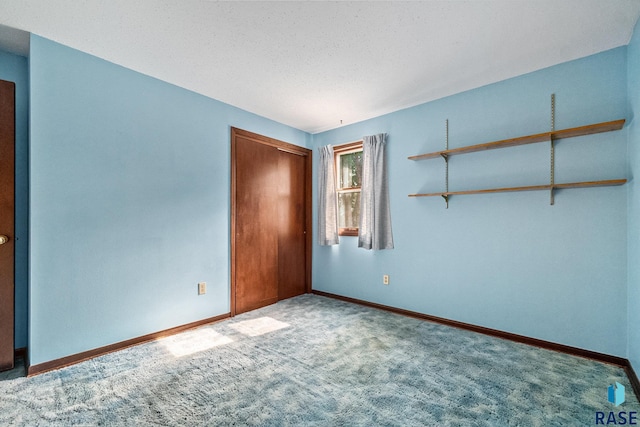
[[318, 145, 339, 246], [358, 133, 394, 250]]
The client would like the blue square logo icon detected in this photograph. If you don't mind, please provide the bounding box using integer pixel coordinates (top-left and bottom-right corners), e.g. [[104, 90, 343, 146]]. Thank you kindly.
[[608, 382, 625, 407]]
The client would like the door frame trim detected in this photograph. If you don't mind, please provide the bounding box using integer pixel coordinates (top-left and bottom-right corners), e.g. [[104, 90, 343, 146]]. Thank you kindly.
[[230, 128, 312, 316]]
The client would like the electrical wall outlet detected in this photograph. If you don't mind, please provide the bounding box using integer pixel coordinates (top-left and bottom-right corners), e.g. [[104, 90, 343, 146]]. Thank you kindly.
[[198, 282, 207, 295], [383, 275, 389, 285]]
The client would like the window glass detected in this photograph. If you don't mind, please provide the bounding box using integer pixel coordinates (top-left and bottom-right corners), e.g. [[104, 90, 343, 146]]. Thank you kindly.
[[338, 151, 363, 189], [338, 191, 360, 229], [335, 143, 363, 236]]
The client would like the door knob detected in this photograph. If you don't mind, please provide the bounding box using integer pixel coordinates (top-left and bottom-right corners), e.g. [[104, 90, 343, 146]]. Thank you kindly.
[[0, 235, 8, 245]]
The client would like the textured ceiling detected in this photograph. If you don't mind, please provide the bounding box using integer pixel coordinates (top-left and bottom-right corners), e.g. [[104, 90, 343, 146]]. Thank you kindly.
[[1, 1, 639, 133]]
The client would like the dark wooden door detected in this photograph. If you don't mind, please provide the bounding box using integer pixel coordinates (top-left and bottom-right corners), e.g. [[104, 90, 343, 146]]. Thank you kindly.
[[0, 80, 15, 371], [277, 151, 307, 300], [233, 134, 280, 314], [231, 128, 311, 315]]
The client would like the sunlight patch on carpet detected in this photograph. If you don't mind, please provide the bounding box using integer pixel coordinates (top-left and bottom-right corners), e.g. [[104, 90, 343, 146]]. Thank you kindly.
[[160, 328, 233, 357], [229, 316, 290, 337]]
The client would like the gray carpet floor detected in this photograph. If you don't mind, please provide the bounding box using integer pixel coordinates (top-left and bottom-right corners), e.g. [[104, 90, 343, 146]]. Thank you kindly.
[[1, 294, 638, 426]]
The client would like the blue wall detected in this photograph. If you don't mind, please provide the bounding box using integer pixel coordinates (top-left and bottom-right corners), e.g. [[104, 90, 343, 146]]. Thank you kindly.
[[24, 24, 640, 366], [628, 18, 640, 374], [312, 47, 629, 357], [0, 49, 29, 350], [28, 35, 309, 365]]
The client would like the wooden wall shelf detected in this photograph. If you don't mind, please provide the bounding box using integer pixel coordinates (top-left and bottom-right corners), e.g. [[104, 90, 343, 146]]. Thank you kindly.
[[409, 179, 627, 198], [408, 119, 625, 161], [408, 101, 626, 207]]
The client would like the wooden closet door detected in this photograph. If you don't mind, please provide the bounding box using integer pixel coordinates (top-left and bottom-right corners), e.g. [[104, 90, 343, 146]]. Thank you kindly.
[[231, 128, 311, 316], [0, 80, 15, 371], [277, 150, 307, 300], [233, 134, 280, 314]]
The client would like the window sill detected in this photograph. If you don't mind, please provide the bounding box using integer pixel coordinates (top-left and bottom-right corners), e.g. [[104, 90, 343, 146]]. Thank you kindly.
[[339, 228, 358, 237]]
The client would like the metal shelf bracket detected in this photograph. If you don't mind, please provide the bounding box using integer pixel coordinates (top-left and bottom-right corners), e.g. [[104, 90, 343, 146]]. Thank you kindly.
[[550, 94, 556, 205], [443, 119, 449, 208]]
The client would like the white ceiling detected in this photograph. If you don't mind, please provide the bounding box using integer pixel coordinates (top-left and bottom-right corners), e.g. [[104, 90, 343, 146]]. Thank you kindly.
[[1, 1, 639, 134]]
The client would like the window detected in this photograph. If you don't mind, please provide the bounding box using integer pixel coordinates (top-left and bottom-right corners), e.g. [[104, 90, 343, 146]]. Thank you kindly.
[[334, 141, 363, 236]]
